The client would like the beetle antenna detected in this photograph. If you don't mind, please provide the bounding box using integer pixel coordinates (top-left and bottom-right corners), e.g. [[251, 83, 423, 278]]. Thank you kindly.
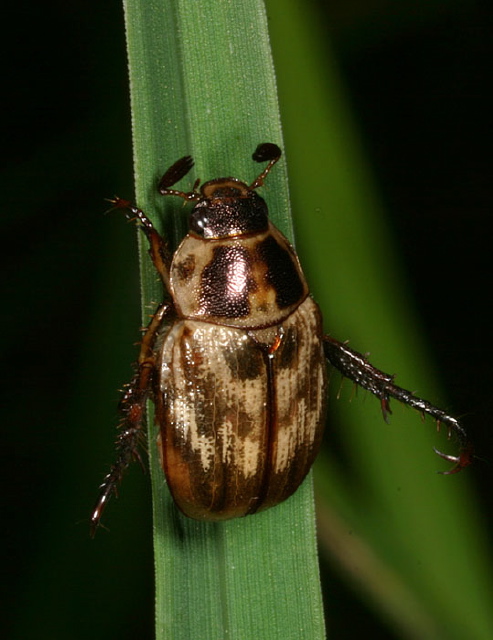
[[158, 155, 201, 201], [250, 143, 282, 190]]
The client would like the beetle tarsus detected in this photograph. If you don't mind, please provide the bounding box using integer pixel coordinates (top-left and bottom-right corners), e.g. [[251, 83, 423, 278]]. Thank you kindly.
[[323, 334, 472, 473], [90, 429, 142, 537], [105, 197, 173, 290], [106, 196, 157, 234]]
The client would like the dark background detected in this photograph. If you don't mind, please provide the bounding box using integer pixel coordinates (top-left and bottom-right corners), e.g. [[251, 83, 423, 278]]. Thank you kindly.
[[2, 1, 492, 638]]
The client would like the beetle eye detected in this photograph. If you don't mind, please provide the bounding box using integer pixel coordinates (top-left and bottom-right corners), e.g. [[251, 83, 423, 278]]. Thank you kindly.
[[189, 210, 209, 236]]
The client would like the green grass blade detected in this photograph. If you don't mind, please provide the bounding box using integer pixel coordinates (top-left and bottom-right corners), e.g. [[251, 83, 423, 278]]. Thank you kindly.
[[122, 1, 326, 638]]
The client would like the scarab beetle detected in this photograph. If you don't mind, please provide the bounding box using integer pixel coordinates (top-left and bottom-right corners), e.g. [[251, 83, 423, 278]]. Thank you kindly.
[[91, 143, 472, 533]]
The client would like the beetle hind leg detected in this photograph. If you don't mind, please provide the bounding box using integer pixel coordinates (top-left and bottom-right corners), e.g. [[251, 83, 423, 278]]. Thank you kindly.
[[323, 335, 473, 473], [90, 302, 171, 536]]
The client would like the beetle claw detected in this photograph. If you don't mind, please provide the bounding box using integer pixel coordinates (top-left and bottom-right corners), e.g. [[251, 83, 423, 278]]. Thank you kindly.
[[434, 443, 474, 475]]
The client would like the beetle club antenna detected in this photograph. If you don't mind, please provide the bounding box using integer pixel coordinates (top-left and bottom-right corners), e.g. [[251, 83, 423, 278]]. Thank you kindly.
[[250, 143, 282, 190], [158, 155, 201, 201]]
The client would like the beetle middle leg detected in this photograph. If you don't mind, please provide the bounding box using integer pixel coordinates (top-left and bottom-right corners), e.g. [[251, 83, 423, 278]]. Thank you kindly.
[[323, 335, 473, 473], [90, 301, 172, 536]]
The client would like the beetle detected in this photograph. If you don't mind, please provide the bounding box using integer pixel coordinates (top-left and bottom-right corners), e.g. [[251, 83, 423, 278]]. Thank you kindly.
[[91, 142, 472, 533]]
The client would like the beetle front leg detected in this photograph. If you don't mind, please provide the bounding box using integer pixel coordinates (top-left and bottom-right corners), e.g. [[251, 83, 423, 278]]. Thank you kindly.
[[90, 302, 171, 536], [323, 335, 473, 473], [107, 196, 172, 293]]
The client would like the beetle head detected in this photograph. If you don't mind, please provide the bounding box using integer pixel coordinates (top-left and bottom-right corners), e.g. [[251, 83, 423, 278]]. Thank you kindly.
[[158, 143, 282, 239]]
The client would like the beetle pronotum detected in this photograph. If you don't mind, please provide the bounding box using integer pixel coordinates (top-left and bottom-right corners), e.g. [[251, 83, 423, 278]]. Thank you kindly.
[[91, 143, 472, 534]]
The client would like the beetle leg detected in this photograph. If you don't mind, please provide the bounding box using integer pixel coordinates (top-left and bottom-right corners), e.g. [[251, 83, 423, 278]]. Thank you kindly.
[[107, 196, 172, 293], [323, 335, 473, 473], [90, 302, 171, 536]]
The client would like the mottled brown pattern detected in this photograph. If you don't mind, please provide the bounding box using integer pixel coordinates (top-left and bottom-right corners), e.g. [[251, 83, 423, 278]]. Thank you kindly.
[[174, 254, 196, 282], [157, 297, 327, 520], [170, 224, 309, 328], [221, 338, 264, 381], [277, 325, 299, 370], [256, 235, 305, 308], [199, 245, 257, 318]]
